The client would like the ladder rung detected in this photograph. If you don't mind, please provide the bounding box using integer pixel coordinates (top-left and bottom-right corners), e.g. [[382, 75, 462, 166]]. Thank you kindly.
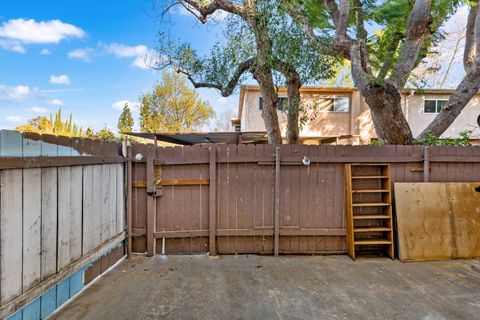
[[351, 176, 389, 179], [352, 203, 390, 207], [352, 189, 390, 193], [355, 239, 392, 245], [353, 215, 391, 220], [354, 227, 391, 233]]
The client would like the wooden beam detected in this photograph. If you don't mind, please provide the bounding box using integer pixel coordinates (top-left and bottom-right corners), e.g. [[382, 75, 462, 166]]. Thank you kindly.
[[209, 148, 217, 255], [274, 147, 280, 256], [0, 232, 125, 319], [153, 228, 346, 239], [423, 146, 430, 182], [132, 179, 209, 188], [0, 156, 124, 169]]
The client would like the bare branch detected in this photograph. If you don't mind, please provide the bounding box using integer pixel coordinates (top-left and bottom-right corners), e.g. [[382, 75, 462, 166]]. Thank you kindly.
[[177, 57, 255, 97], [179, 0, 245, 22]]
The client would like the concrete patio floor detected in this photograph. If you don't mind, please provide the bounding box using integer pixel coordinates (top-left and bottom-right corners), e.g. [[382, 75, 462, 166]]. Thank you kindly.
[[49, 255, 480, 320]]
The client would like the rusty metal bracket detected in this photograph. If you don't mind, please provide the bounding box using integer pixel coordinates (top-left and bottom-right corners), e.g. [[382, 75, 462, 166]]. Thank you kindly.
[[146, 188, 163, 197]]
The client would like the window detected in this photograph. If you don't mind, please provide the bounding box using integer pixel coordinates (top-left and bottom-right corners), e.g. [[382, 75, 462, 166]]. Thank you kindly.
[[424, 99, 448, 113], [259, 96, 288, 112], [316, 96, 350, 112]]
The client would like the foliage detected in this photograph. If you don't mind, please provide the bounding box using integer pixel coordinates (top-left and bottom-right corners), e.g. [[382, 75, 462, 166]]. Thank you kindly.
[[139, 70, 214, 133], [95, 127, 117, 142], [118, 103, 134, 134], [413, 130, 472, 146], [16, 109, 84, 137]]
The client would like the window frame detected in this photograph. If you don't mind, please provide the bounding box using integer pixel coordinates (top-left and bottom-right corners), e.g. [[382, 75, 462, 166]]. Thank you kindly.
[[423, 99, 449, 114], [316, 96, 351, 113], [259, 96, 289, 112]]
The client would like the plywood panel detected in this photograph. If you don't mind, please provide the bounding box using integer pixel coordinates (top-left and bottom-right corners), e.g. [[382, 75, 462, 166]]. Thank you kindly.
[[41, 167, 58, 280], [22, 168, 42, 291], [0, 169, 23, 304], [395, 182, 480, 261]]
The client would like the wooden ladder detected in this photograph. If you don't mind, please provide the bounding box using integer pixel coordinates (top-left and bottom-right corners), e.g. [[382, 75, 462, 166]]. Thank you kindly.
[[344, 163, 394, 260]]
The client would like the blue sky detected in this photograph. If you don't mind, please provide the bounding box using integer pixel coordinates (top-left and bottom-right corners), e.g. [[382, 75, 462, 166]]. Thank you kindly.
[[0, 0, 238, 131]]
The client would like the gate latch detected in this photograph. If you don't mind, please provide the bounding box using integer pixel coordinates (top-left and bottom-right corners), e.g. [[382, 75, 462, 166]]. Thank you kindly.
[[147, 188, 163, 197]]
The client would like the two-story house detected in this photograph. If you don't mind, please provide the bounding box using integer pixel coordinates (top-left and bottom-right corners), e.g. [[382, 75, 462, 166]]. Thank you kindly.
[[231, 85, 480, 144]]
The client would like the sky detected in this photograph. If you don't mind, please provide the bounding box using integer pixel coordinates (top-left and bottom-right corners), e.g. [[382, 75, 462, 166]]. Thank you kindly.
[[0, 2, 468, 132], [0, 0, 238, 131]]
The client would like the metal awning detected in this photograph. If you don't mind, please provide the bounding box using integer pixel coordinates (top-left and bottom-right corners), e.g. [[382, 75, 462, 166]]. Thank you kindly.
[[125, 132, 269, 145]]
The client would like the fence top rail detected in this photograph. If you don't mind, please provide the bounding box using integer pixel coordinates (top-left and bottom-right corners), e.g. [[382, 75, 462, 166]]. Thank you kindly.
[[129, 143, 480, 165], [0, 156, 125, 169]]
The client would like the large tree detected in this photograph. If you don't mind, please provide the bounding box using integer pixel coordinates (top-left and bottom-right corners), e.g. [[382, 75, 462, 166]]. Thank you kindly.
[[157, 0, 336, 144], [284, 0, 477, 144], [139, 70, 214, 133]]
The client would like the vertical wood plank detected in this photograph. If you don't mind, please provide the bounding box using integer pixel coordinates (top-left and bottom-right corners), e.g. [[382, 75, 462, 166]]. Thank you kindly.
[[82, 165, 94, 254], [57, 167, 71, 270], [1, 169, 23, 304], [274, 147, 280, 256], [101, 164, 110, 243], [146, 156, 155, 256], [126, 147, 133, 256], [116, 163, 125, 235], [22, 168, 42, 291], [41, 167, 57, 280], [109, 164, 117, 239], [69, 166, 83, 261], [209, 148, 217, 255], [92, 165, 102, 248]]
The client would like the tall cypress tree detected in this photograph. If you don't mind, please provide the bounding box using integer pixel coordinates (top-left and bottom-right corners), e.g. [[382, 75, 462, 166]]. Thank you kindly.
[[117, 103, 134, 134]]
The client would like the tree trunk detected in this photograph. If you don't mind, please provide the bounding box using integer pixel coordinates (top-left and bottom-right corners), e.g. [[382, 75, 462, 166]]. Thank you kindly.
[[362, 83, 414, 145], [286, 72, 301, 144], [253, 69, 282, 144]]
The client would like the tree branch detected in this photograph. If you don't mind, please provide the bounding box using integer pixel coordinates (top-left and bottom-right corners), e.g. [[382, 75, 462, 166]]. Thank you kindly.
[[387, 0, 433, 91], [177, 57, 255, 96], [178, 0, 245, 22]]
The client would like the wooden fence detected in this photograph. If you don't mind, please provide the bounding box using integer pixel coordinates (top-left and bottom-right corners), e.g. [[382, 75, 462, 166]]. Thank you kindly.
[[130, 144, 480, 256], [0, 131, 125, 319]]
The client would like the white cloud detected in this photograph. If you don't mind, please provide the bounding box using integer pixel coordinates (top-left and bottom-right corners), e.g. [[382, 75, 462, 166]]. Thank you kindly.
[[0, 19, 85, 44], [68, 47, 94, 61], [0, 84, 35, 100], [0, 39, 25, 53], [6, 115, 22, 123], [48, 98, 64, 106], [49, 74, 70, 85], [40, 48, 50, 55], [29, 106, 49, 114], [102, 42, 155, 69], [112, 100, 140, 112]]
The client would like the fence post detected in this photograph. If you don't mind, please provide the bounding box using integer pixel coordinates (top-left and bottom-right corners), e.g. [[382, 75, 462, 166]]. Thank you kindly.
[[274, 146, 281, 256], [146, 155, 155, 256], [209, 147, 217, 255], [126, 145, 133, 257], [423, 146, 430, 182]]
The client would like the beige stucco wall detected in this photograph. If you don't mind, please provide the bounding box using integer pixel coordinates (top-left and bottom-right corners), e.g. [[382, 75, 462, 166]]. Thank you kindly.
[[239, 87, 480, 144], [241, 89, 376, 144], [403, 93, 480, 139]]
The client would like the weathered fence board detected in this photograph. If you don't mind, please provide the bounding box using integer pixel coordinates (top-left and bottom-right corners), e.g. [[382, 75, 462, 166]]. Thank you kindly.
[[131, 144, 480, 255], [41, 168, 58, 281], [0, 170, 23, 304], [22, 169, 42, 291]]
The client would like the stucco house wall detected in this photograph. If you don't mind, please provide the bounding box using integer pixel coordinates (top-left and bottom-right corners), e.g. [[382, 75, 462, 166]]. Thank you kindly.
[[236, 86, 480, 144]]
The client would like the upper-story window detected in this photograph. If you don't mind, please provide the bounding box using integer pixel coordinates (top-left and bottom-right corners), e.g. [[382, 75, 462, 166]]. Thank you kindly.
[[259, 97, 288, 112], [424, 99, 448, 113], [316, 96, 350, 112]]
